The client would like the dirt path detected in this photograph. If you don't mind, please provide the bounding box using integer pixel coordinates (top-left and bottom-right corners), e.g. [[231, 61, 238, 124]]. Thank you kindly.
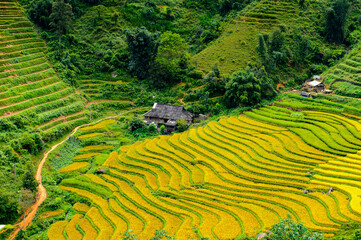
[[8, 107, 148, 240], [277, 82, 285, 91], [8, 125, 82, 240]]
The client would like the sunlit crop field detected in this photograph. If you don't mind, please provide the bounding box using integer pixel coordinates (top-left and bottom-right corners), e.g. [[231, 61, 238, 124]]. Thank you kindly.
[[50, 99, 361, 239]]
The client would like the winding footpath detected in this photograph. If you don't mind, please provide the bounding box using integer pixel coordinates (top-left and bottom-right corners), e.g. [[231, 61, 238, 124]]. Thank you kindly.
[[8, 107, 148, 240], [8, 125, 83, 240]]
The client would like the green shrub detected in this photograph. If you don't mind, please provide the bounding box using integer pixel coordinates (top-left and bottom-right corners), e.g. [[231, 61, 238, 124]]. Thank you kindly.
[[265, 215, 323, 240], [176, 118, 189, 132], [160, 125, 165, 134], [148, 122, 157, 132], [129, 117, 147, 132]]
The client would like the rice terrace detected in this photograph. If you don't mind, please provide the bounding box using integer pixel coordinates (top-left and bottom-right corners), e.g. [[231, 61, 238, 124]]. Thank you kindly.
[[2, 0, 361, 239], [47, 98, 361, 239]]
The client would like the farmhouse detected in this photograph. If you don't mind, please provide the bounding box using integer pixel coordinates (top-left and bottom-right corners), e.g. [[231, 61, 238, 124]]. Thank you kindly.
[[305, 80, 325, 92], [144, 103, 193, 132]]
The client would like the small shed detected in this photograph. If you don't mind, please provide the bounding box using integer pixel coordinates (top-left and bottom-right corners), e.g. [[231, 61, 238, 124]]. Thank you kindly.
[[96, 168, 107, 174], [313, 75, 321, 80], [306, 80, 325, 92], [300, 91, 311, 98], [144, 103, 193, 133]]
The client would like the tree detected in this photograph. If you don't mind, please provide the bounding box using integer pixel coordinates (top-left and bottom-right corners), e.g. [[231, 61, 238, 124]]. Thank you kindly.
[[223, 67, 262, 108], [324, 0, 350, 43], [257, 27, 289, 72], [126, 27, 159, 80], [219, 0, 249, 15], [270, 28, 285, 53], [293, 32, 311, 65], [0, 145, 20, 166], [250, 65, 277, 100], [18, 189, 35, 230], [27, 0, 53, 29], [151, 31, 189, 86], [148, 122, 157, 132], [21, 133, 35, 154], [176, 119, 189, 132], [49, 0, 74, 44], [160, 125, 165, 134], [11, 114, 28, 129], [299, 0, 305, 8], [0, 118, 16, 131], [265, 215, 324, 240], [257, 34, 268, 66], [355, 230, 361, 240], [203, 64, 227, 97], [142, 1, 157, 22], [157, 31, 188, 64], [20, 132, 44, 154], [0, 183, 18, 223], [128, 117, 147, 132], [21, 165, 38, 193]]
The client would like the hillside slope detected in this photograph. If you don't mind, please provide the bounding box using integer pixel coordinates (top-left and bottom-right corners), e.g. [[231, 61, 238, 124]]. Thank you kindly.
[[322, 42, 361, 97], [192, 0, 327, 75], [41, 97, 361, 239], [0, 0, 87, 140]]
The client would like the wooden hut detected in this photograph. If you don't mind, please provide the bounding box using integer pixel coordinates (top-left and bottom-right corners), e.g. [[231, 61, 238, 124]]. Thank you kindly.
[[305, 80, 325, 92], [144, 103, 193, 133]]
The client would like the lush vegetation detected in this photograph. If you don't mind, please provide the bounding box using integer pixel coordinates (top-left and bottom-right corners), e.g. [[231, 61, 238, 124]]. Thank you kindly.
[[3, 0, 361, 239], [18, 95, 361, 239], [0, 1, 88, 232]]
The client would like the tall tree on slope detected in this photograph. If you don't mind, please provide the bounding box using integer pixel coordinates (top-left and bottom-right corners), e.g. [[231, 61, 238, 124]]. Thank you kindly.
[[50, 0, 74, 45], [325, 0, 350, 43], [126, 27, 159, 80]]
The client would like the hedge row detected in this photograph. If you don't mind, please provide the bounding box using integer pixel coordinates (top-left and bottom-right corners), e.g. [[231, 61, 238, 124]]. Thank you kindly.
[[66, 111, 86, 121], [0, 55, 46, 72], [0, 46, 43, 60], [0, 82, 66, 107], [0, 41, 44, 53], [0, 77, 58, 99], [2, 69, 55, 88], [0, 88, 72, 115]]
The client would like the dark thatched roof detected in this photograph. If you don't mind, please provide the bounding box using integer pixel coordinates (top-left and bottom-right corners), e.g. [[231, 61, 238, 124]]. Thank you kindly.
[[144, 103, 193, 121]]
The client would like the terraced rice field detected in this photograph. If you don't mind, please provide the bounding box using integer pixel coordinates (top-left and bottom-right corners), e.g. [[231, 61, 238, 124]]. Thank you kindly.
[[57, 117, 127, 175], [192, 0, 302, 74], [324, 43, 361, 84], [0, 0, 86, 136], [323, 43, 361, 97], [77, 78, 119, 100], [49, 102, 361, 239]]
